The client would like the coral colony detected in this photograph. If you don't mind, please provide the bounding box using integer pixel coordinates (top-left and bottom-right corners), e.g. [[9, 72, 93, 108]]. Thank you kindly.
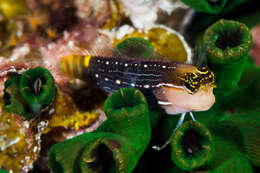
[[0, 0, 260, 173]]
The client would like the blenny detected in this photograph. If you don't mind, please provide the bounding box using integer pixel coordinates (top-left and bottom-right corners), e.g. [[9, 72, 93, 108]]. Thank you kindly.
[[60, 38, 215, 150]]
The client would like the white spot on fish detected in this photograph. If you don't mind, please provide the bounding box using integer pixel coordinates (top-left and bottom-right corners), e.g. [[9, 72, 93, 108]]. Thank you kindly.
[[116, 80, 121, 84], [144, 84, 150, 88], [95, 74, 99, 78], [144, 64, 148, 68], [106, 61, 109, 65], [158, 101, 172, 105], [156, 83, 185, 89], [105, 78, 109, 81]]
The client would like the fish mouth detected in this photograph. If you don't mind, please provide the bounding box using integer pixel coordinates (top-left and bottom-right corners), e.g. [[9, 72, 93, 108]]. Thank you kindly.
[[161, 86, 215, 114]]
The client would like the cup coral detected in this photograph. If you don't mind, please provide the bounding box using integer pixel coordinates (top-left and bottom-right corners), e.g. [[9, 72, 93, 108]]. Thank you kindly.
[[19, 66, 56, 115], [171, 121, 213, 171], [203, 19, 252, 94], [3, 66, 56, 119], [48, 88, 151, 173]]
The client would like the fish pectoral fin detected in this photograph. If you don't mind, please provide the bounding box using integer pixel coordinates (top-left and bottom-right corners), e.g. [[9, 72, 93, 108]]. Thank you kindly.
[[153, 88, 168, 102], [154, 88, 189, 115]]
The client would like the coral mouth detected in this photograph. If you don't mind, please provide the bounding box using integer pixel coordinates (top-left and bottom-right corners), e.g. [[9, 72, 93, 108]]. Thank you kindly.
[[204, 19, 252, 60], [215, 27, 243, 50], [87, 143, 116, 172], [181, 129, 203, 157], [171, 121, 213, 171]]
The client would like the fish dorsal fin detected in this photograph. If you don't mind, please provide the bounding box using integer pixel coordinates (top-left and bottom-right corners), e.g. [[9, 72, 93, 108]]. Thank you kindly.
[[81, 34, 115, 57], [192, 43, 207, 67], [80, 35, 166, 60]]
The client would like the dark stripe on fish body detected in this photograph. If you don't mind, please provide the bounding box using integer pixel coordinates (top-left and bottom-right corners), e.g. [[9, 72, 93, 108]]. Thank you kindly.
[[89, 56, 178, 94]]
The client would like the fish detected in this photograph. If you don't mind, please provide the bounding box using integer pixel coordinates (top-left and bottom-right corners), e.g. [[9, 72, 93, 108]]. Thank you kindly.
[[60, 37, 215, 115], [60, 37, 216, 150]]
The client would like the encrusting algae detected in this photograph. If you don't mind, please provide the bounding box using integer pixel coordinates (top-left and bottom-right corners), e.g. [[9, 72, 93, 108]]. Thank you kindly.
[[42, 88, 101, 133], [0, 99, 39, 172]]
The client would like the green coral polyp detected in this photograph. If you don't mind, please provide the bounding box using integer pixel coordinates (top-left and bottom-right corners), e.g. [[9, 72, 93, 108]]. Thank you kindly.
[[114, 37, 156, 59], [3, 73, 26, 115], [204, 19, 252, 63], [181, 0, 227, 14], [3, 67, 56, 119], [49, 88, 151, 173], [19, 66, 56, 114], [104, 87, 148, 117], [0, 169, 9, 173], [203, 19, 252, 93], [171, 121, 213, 171]]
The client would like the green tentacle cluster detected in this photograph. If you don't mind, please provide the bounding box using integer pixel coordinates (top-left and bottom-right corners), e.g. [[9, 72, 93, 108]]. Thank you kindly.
[[3, 66, 56, 119], [49, 88, 151, 173]]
